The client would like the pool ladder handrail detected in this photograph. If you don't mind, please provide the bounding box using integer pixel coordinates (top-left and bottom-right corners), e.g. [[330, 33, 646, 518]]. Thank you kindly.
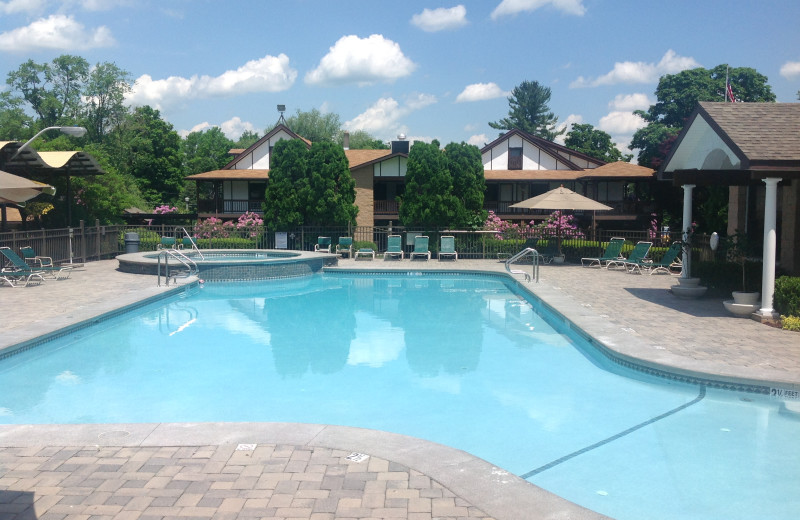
[[157, 248, 199, 286], [505, 247, 539, 282], [180, 227, 204, 260]]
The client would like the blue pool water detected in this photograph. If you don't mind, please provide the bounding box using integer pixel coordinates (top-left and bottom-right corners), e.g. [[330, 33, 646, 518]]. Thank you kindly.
[[1, 273, 798, 520]]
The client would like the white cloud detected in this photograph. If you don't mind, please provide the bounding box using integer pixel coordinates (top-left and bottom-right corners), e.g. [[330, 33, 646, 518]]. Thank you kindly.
[[127, 54, 297, 110], [180, 117, 255, 141], [609, 93, 651, 111], [0, 0, 46, 14], [305, 34, 416, 87], [554, 113, 583, 144], [468, 133, 489, 147], [780, 60, 800, 79], [344, 93, 437, 137], [0, 14, 114, 52], [570, 50, 700, 88], [598, 111, 647, 135], [455, 82, 510, 102], [411, 5, 468, 32], [491, 0, 586, 20]]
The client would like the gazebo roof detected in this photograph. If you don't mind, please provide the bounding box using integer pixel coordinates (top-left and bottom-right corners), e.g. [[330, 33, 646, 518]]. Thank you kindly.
[[0, 141, 105, 176]]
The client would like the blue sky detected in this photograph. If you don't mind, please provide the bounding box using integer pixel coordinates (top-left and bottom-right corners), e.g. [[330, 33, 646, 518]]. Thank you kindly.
[[1, 0, 799, 158]]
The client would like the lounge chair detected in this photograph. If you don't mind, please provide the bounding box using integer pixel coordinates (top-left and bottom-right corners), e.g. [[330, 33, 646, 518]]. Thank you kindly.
[[606, 241, 652, 271], [336, 237, 353, 258], [0, 246, 70, 284], [314, 236, 331, 253], [355, 248, 375, 260], [384, 235, 404, 260], [20, 246, 55, 268], [157, 236, 176, 250], [409, 236, 431, 260], [438, 236, 457, 260], [581, 237, 625, 268], [179, 237, 198, 250], [537, 240, 560, 264], [645, 241, 683, 275]]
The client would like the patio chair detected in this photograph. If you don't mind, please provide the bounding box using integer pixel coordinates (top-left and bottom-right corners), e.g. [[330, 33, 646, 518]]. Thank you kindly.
[[179, 237, 198, 250], [20, 246, 55, 268], [645, 241, 683, 275], [384, 234, 404, 260], [438, 235, 458, 261], [0, 246, 69, 284], [336, 237, 353, 258], [537, 240, 560, 264], [409, 236, 431, 260], [581, 237, 625, 268], [157, 236, 177, 250], [355, 248, 375, 260], [606, 241, 652, 271], [314, 236, 332, 253]]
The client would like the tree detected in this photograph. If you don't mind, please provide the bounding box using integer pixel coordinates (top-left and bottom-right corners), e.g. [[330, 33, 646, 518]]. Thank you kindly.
[[280, 108, 341, 142], [489, 80, 564, 140], [631, 65, 775, 168], [565, 123, 632, 163], [114, 105, 184, 206], [81, 61, 132, 141], [399, 140, 461, 226], [338, 129, 388, 149], [305, 141, 358, 226], [183, 127, 234, 176], [263, 139, 310, 229], [0, 91, 33, 140], [444, 142, 486, 227], [233, 130, 260, 149]]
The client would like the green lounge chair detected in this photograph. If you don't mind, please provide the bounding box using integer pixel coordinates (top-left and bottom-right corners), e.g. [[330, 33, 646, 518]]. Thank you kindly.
[[179, 237, 198, 250], [314, 236, 332, 253], [0, 246, 70, 285], [20, 246, 55, 268], [336, 237, 353, 258], [646, 241, 683, 275], [607, 241, 652, 271], [409, 235, 431, 260], [355, 248, 375, 260], [438, 235, 457, 260], [157, 236, 176, 250], [581, 237, 625, 268], [537, 240, 560, 264], [384, 234, 404, 260]]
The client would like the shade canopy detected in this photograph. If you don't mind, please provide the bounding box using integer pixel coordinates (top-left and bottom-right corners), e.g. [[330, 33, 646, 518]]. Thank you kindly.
[[509, 185, 613, 211], [0, 170, 56, 204]]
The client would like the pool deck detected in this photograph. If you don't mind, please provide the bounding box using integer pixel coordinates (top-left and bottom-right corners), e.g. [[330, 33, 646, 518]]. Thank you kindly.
[[1, 257, 799, 520]]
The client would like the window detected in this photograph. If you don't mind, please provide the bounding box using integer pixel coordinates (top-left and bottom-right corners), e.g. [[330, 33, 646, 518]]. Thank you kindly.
[[508, 147, 523, 170]]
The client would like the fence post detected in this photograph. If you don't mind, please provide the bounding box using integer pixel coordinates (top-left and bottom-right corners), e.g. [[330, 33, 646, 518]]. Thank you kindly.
[[79, 220, 86, 262], [95, 219, 101, 260]]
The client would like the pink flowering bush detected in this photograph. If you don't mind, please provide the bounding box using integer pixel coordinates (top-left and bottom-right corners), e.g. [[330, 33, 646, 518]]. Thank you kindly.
[[153, 205, 178, 214], [535, 211, 585, 238], [484, 210, 530, 240], [236, 211, 264, 238], [194, 217, 234, 238], [647, 213, 658, 240]]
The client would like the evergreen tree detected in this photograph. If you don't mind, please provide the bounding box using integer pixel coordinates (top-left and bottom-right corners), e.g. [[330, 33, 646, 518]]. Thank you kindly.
[[263, 139, 309, 229], [399, 141, 460, 227], [565, 123, 632, 163], [305, 141, 358, 226], [489, 80, 564, 140], [444, 142, 486, 227]]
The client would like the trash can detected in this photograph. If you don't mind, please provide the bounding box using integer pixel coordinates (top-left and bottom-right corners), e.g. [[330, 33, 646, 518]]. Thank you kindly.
[[124, 232, 140, 253]]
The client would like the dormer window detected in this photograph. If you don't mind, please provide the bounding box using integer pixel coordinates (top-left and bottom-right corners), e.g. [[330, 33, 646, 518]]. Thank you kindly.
[[508, 147, 523, 170]]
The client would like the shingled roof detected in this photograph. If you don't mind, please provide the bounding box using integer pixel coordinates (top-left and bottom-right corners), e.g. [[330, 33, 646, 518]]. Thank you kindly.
[[699, 102, 800, 164]]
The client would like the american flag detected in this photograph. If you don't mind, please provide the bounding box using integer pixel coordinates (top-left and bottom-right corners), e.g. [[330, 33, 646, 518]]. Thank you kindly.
[[726, 81, 736, 102]]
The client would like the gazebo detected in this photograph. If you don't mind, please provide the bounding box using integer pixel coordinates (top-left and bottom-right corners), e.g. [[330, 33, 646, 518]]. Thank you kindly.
[[660, 102, 800, 319]]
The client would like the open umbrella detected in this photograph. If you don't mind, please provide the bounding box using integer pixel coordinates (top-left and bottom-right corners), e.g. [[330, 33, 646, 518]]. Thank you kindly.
[[510, 185, 612, 255], [0, 170, 56, 204]]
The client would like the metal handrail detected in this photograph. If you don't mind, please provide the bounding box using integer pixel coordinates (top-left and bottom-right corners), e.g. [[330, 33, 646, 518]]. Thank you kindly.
[[505, 247, 539, 282], [157, 248, 198, 286], [180, 227, 204, 260]]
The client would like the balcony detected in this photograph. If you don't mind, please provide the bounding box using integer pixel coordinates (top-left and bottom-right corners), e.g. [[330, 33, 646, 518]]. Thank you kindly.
[[374, 200, 399, 216]]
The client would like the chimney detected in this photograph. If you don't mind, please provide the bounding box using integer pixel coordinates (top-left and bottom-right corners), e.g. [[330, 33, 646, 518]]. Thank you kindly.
[[391, 133, 409, 155], [343, 131, 350, 150]]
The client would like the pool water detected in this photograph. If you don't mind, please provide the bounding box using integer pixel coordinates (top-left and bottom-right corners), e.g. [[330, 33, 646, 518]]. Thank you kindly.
[[1, 273, 798, 520]]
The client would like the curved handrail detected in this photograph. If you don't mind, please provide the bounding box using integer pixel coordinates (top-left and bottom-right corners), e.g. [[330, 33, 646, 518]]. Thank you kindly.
[[157, 249, 199, 286], [505, 247, 539, 282], [180, 227, 204, 260]]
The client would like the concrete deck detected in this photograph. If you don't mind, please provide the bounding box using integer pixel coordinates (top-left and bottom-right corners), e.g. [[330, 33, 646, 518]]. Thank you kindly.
[[1, 257, 799, 519]]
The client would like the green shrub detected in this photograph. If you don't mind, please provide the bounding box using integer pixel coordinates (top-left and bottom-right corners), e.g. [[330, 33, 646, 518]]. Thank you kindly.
[[781, 315, 800, 332], [693, 260, 762, 297], [354, 241, 377, 251], [775, 276, 800, 317]]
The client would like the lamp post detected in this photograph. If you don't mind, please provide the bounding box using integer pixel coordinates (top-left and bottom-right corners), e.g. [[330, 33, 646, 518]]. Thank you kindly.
[[11, 126, 88, 226]]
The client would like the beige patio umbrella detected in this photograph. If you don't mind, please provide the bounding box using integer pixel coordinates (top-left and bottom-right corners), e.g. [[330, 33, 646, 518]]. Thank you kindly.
[[0, 169, 56, 204], [510, 185, 612, 255]]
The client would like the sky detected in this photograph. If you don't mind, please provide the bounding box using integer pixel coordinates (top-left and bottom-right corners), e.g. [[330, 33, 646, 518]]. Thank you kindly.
[[1, 0, 799, 159]]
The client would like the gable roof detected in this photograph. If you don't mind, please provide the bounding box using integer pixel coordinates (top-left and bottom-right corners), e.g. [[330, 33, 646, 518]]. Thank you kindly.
[[480, 128, 606, 171], [222, 124, 309, 170], [661, 102, 800, 184]]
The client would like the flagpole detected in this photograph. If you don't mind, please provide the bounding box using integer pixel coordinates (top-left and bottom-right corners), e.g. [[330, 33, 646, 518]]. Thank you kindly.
[[725, 65, 729, 102]]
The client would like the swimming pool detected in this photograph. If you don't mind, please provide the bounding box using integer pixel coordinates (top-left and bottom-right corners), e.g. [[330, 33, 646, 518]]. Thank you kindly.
[[0, 272, 797, 520]]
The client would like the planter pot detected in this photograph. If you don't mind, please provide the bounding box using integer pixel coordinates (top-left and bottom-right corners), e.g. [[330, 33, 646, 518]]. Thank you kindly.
[[552, 255, 565, 264], [677, 277, 701, 287], [723, 299, 759, 317], [732, 291, 760, 305], [671, 277, 707, 299]]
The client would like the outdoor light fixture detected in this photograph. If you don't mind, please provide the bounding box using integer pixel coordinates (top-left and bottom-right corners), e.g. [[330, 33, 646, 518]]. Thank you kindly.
[[12, 126, 88, 160], [277, 105, 285, 113]]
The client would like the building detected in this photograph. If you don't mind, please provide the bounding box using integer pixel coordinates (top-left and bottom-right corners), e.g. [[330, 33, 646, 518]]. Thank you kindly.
[[186, 126, 655, 229]]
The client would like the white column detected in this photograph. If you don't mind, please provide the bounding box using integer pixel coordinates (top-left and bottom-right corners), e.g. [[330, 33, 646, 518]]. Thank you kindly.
[[759, 178, 781, 317], [681, 184, 695, 279]]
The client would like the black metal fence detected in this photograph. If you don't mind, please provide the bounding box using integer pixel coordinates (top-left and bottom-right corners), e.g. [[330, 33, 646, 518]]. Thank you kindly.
[[0, 220, 715, 266]]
